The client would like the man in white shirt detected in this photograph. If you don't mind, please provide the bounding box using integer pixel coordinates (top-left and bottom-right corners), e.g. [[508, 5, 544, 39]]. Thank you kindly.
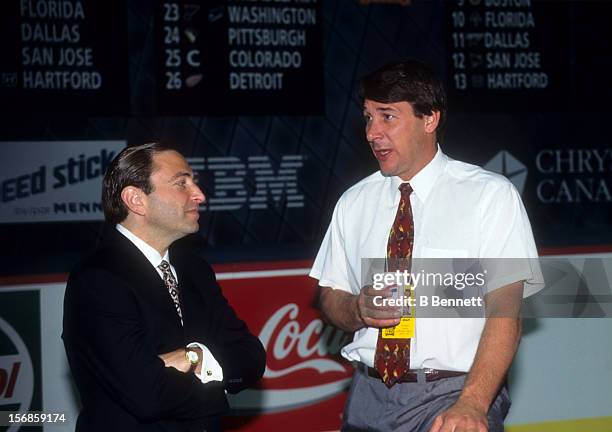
[[63, 143, 266, 431], [310, 60, 543, 431]]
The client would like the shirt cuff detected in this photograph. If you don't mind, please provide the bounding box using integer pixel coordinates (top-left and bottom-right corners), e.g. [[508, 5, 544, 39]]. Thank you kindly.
[[187, 342, 224, 384]]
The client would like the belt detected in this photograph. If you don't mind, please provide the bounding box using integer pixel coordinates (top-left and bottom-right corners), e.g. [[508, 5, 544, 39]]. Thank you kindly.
[[361, 363, 466, 383]]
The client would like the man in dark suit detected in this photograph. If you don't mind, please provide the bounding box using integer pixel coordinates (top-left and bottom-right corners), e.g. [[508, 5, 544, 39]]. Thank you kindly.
[[63, 142, 266, 431]]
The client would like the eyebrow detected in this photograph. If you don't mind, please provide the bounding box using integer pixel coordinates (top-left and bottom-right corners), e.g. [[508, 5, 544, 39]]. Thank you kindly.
[[168, 171, 193, 182], [363, 106, 399, 113]]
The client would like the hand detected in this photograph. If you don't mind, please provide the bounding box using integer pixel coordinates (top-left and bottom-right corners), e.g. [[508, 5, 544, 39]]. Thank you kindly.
[[158, 348, 191, 373], [429, 398, 488, 432], [357, 285, 401, 328]]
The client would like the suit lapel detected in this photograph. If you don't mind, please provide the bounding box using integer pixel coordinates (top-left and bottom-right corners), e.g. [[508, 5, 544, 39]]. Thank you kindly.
[[102, 229, 184, 328]]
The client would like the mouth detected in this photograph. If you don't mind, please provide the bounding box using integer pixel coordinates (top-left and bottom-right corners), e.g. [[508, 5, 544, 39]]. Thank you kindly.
[[185, 208, 200, 217], [373, 148, 393, 161]]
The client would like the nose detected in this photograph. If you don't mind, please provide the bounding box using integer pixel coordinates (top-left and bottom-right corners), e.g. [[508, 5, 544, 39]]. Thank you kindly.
[[192, 184, 206, 204], [366, 118, 382, 143]]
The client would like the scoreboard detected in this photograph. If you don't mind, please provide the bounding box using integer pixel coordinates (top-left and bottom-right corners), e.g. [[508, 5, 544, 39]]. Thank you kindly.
[[0, 0, 129, 114], [155, 0, 324, 115]]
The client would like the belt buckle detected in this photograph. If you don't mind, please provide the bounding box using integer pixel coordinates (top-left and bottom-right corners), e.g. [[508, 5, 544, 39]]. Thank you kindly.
[[422, 368, 438, 382], [406, 368, 428, 383]]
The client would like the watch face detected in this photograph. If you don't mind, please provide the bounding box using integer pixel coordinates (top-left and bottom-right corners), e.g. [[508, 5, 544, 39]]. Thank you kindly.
[[187, 350, 199, 365]]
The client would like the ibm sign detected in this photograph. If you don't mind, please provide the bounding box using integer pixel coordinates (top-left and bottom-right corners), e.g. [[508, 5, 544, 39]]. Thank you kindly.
[[187, 155, 304, 211]]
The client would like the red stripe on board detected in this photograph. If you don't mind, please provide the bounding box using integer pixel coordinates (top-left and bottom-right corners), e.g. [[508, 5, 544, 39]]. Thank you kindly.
[[0, 260, 314, 287], [539, 245, 612, 255], [212, 259, 313, 273], [0, 273, 69, 286], [2, 247, 611, 287]]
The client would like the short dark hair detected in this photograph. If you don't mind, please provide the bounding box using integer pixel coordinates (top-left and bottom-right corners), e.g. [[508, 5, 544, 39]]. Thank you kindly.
[[102, 142, 171, 224], [360, 59, 447, 140]]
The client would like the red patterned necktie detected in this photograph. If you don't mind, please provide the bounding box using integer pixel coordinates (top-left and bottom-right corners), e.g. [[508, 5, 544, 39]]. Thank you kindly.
[[374, 182, 414, 387]]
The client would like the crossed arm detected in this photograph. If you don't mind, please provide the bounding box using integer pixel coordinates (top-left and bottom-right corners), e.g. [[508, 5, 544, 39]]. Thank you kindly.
[[159, 347, 203, 376], [63, 268, 228, 421]]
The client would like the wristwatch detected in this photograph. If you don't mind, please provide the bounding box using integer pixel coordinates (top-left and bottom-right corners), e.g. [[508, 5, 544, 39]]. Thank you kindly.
[[185, 348, 200, 370]]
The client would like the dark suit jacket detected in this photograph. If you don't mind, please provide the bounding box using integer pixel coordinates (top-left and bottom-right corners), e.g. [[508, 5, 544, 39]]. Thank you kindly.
[[62, 228, 266, 431]]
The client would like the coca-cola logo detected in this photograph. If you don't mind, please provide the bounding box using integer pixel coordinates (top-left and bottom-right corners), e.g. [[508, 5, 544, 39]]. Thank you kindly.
[[0, 316, 34, 432], [228, 303, 352, 412]]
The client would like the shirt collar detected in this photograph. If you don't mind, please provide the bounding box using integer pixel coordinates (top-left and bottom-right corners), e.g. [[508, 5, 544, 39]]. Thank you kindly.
[[387, 145, 447, 206], [116, 224, 170, 269]]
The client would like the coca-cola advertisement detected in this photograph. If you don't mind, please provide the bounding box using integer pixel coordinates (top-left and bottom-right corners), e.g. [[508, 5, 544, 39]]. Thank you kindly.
[[215, 261, 353, 431]]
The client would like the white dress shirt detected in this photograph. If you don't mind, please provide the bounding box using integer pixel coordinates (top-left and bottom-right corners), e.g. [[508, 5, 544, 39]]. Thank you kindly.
[[309, 148, 544, 372], [116, 224, 223, 383]]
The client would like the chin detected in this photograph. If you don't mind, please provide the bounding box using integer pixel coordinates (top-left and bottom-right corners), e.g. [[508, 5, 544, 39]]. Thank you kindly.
[[376, 159, 397, 175], [379, 166, 397, 177], [178, 222, 199, 235]]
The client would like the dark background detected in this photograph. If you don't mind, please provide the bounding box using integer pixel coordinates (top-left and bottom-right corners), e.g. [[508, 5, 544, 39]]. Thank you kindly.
[[1, 0, 611, 277]]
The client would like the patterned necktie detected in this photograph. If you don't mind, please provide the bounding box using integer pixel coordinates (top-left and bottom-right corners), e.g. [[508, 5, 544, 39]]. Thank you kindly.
[[374, 182, 414, 387], [158, 260, 183, 325]]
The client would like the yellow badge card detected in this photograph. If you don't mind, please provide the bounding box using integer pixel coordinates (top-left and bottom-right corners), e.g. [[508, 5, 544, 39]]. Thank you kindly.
[[382, 317, 415, 339]]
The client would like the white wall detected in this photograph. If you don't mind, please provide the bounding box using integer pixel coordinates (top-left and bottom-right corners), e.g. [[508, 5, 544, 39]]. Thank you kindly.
[[507, 318, 612, 424]]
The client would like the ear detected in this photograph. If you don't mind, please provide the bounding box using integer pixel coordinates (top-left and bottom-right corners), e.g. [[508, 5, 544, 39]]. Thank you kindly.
[[423, 111, 440, 134], [120, 186, 146, 217]]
